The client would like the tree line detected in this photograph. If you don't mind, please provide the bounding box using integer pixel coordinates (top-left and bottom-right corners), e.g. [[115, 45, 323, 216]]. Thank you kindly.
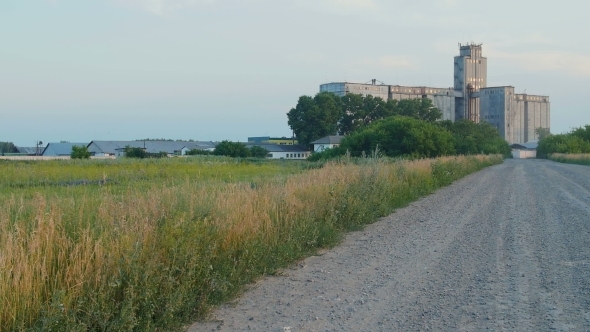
[[537, 125, 590, 158], [0, 142, 17, 154], [287, 92, 510, 160], [309, 117, 511, 161], [287, 92, 443, 146]]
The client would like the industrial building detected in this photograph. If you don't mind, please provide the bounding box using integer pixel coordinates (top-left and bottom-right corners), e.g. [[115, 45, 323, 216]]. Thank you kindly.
[[319, 44, 550, 144]]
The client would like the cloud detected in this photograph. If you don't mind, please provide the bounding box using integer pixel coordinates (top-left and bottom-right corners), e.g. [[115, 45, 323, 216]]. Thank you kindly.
[[327, 0, 376, 10], [115, 0, 213, 15], [487, 49, 590, 77], [373, 55, 416, 69], [356, 55, 417, 70], [293, 0, 377, 15]]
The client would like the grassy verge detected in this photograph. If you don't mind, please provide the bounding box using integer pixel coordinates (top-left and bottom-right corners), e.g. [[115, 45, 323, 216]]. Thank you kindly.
[[548, 153, 590, 166], [0, 155, 502, 331]]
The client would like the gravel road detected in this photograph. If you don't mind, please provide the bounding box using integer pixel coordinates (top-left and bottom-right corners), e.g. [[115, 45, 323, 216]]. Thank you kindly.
[[189, 159, 590, 332]]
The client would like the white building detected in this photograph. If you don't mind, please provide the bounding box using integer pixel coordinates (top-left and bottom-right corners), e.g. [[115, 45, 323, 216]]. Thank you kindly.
[[311, 136, 344, 152], [87, 141, 217, 157], [247, 144, 311, 159]]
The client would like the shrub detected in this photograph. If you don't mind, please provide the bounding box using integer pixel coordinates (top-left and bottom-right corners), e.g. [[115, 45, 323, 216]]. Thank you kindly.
[[249, 146, 269, 158], [537, 134, 590, 158], [70, 145, 90, 159], [124, 146, 147, 159], [438, 120, 511, 156], [342, 116, 455, 158], [213, 141, 251, 158]]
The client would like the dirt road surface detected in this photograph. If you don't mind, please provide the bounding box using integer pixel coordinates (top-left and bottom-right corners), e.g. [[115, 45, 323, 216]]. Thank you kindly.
[[189, 159, 590, 331]]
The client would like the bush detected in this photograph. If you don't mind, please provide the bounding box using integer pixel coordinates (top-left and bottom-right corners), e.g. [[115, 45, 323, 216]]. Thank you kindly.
[[213, 141, 251, 158], [124, 146, 147, 159], [438, 120, 511, 156], [537, 134, 590, 158], [342, 116, 455, 158], [70, 146, 90, 159], [249, 146, 269, 158]]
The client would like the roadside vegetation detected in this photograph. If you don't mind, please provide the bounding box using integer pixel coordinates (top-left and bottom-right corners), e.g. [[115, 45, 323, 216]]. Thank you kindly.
[[547, 153, 590, 166], [309, 117, 510, 161], [537, 125, 590, 159], [0, 154, 502, 331]]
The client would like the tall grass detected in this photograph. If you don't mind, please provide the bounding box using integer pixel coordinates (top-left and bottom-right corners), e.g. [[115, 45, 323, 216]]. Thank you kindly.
[[0, 155, 502, 331], [548, 153, 590, 166]]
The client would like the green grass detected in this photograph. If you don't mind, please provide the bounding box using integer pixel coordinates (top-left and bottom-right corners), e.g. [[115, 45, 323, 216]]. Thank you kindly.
[[0, 155, 502, 331]]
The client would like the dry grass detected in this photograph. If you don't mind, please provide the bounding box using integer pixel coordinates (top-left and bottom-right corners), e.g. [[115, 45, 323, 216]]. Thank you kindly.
[[549, 153, 590, 165], [0, 155, 503, 331]]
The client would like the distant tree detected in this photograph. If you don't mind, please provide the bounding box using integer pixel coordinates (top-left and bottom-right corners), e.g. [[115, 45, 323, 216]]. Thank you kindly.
[[0, 142, 17, 154], [396, 98, 443, 122], [570, 125, 590, 142], [124, 146, 147, 158], [70, 145, 90, 159], [213, 141, 251, 158], [287, 92, 343, 147], [249, 146, 269, 158], [535, 127, 552, 140], [339, 94, 393, 135]]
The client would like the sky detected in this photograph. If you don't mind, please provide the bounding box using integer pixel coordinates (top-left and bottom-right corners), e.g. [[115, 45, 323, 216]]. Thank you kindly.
[[1, 0, 589, 146]]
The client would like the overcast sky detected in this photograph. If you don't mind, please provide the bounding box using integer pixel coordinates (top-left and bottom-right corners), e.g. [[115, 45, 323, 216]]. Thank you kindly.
[[1, 0, 588, 146]]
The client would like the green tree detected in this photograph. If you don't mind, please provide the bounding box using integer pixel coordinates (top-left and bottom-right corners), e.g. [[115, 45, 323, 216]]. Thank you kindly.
[[124, 146, 147, 158], [535, 127, 552, 140], [396, 98, 443, 122], [287, 92, 342, 147], [70, 145, 90, 159], [537, 133, 590, 158], [0, 142, 15, 154], [249, 146, 269, 158], [0, 142, 17, 154], [213, 141, 251, 158], [570, 125, 590, 142], [438, 120, 511, 156], [339, 94, 393, 135], [341, 116, 455, 158]]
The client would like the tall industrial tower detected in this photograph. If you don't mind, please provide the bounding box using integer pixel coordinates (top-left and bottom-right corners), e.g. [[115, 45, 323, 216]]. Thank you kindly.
[[454, 43, 487, 122]]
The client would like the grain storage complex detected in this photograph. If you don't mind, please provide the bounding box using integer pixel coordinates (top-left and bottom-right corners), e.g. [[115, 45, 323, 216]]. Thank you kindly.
[[319, 44, 550, 144]]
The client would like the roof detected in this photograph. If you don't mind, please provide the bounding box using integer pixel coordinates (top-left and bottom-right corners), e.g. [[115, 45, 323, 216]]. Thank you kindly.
[[42, 143, 87, 156], [87, 141, 218, 155], [311, 136, 344, 145], [16, 146, 40, 154], [246, 144, 309, 153], [510, 140, 538, 150]]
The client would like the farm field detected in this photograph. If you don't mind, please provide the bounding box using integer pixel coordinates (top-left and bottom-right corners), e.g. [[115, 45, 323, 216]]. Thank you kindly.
[[0, 155, 502, 331]]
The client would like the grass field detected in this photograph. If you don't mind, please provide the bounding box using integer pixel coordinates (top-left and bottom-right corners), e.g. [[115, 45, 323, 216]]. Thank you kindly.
[[548, 153, 590, 166], [0, 155, 503, 331]]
